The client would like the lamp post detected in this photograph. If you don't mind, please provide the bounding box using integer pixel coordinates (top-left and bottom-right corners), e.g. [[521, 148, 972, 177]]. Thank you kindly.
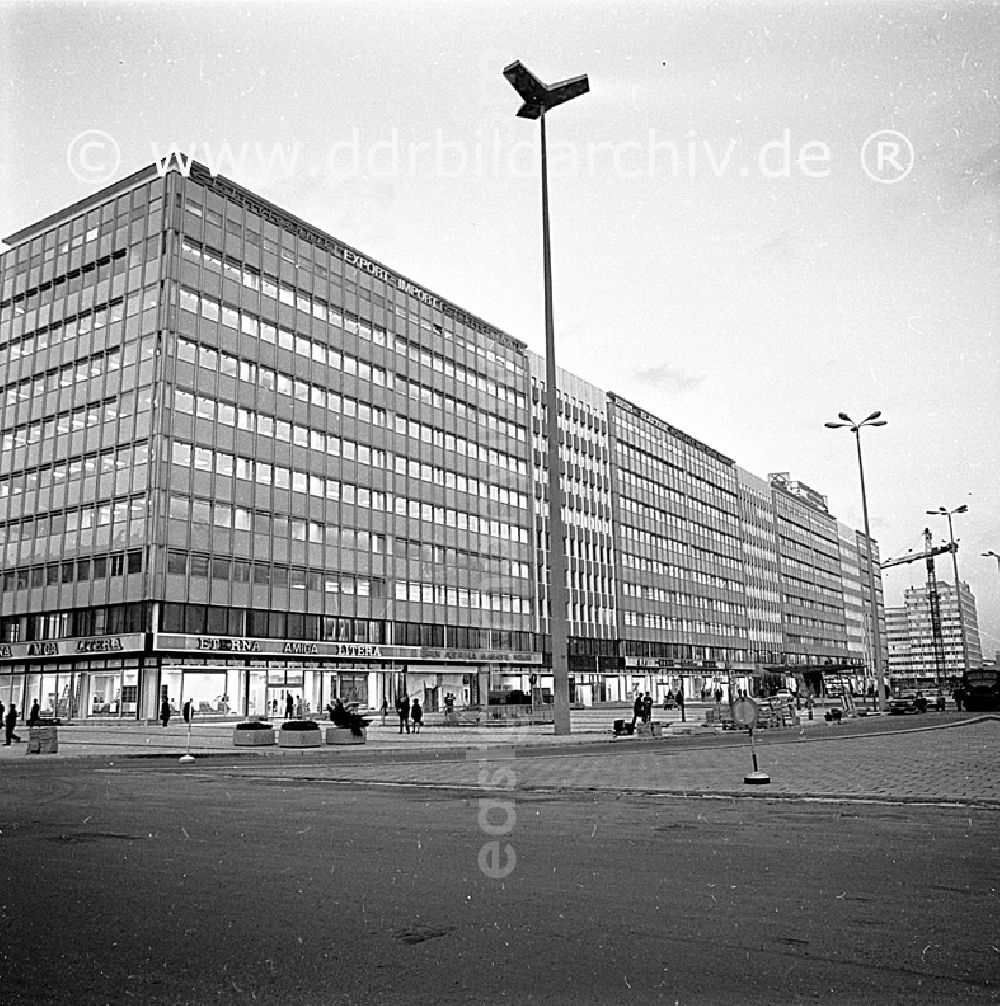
[[825, 411, 887, 713], [983, 550, 1000, 578], [927, 505, 971, 679], [503, 60, 589, 735]]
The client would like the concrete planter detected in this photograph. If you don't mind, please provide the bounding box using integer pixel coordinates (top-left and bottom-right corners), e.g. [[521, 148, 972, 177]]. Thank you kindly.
[[278, 728, 322, 748], [28, 724, 59, 754], [233, 727, 275, 746], [325, 726, 366, 745]]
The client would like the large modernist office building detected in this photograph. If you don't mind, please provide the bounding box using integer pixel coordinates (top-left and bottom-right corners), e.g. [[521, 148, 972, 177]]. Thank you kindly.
[[0, 162, 886, 720]]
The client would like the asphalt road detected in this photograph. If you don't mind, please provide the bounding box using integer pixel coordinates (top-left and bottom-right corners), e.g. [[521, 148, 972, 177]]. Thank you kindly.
[[1, 755, 997, 1005]]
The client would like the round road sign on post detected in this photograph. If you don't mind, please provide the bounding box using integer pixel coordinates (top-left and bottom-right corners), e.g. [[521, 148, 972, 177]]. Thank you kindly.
[[732, 698, 758, 730], [733, 698, 770, 785]]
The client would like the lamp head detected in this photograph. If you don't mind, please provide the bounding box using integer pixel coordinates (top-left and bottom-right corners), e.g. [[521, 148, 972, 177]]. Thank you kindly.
[[837, 412, 852, 422], [864, 410, 882, 422], [824, 422, 847, 429], [955, 504, 969, 514]]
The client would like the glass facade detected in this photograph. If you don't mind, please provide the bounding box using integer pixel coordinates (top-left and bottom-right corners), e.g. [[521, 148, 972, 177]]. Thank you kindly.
[[0, 161, 890, 717]]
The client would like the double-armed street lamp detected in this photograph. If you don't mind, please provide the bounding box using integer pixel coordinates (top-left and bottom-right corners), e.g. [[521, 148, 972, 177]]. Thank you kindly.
[[927, 505, 972, 678], [825, 411, 887, 712], [503, 60, 589, 735]]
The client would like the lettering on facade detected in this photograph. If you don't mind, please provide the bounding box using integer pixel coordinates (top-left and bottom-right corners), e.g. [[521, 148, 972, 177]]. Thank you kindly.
[[331, 643, 381, 658], [26, 641, 59, 657], [283, 642, 319, 656], [197, 637, 261, 652], [76, 637, 124, 653]]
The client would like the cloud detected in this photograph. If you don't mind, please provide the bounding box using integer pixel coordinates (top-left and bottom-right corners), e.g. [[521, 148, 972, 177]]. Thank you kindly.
[[633, 363, 705, 393]]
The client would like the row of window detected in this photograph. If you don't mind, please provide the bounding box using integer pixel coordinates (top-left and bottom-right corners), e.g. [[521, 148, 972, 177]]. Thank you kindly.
[[2, 239, 159, 351], [3, 341, 126, 411], [621, 582, 746, 615], [176, 334, 529, 476], [179, 225, 526, 381], [620, 552, 744, 593], [165, 550, 380, 596], [622, 611, 745, 636], [615, 413, 735, 488], [620, 524, 744, 573], [0, 550, 143, 594], [0, 443, 148, 502], [0, 494, 147, 553], [394, 537, 529, 581], [2, 286, 129, 367], [180, 288, 527, 441], [392, 579, 531, 615], [177, 268, 527, 409], [169, 439, 530, 544], [168, 496, 387, 553], [618, 495, 742, 551], [617, 468, 741, 532], [2, 391, 149, 465], [615, 440, 739, 510]]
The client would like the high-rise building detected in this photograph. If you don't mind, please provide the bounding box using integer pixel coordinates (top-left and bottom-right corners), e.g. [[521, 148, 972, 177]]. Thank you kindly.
[[0, 163, 890, 718], [886, 580, 983, 684], [1, 162, 539, 721]]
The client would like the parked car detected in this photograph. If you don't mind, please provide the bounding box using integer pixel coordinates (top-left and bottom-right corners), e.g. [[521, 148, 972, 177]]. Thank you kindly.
[[888, 691, 928, 715]]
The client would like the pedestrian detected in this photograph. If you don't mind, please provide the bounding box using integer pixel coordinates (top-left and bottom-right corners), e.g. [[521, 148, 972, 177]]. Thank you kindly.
[[296, 695, 304, 718], [285, 693, 294, 720], [631, 692, 643, 728], [381, 697, 388, 727], [714, 687, 723, 705], [0, 700, 5, 733], [397, 693, 410, 734], [28, 698, 40, 726], [160, 698, 171, 728], [182, 698, 193, 724], [642, 692, 652, 724], [411, 697, 423, 734], [5, 702, 20, 745]]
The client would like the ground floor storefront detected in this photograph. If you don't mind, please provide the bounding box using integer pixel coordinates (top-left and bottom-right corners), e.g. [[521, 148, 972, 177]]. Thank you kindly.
[[0, 631, 541, 722]]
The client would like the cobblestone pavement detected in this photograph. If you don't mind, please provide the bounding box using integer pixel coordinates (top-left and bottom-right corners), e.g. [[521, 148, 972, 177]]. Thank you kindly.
[[228, 718, 1000, 805]]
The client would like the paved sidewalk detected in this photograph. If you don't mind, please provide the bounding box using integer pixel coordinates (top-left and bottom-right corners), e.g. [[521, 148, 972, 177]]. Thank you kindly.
[[4, 709, 996, 806], [228, 716, 998, 807]]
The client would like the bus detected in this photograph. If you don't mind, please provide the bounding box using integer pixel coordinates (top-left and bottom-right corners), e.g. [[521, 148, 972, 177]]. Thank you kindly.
[[961, 668, 1000, 711]]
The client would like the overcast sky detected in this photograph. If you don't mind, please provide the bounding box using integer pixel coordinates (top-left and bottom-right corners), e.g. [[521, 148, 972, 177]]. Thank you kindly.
[[2, 1, 997, 654]]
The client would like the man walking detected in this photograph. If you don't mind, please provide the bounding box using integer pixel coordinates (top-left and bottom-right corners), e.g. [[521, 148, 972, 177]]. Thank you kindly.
[[397, 693, 410, 735], [5, 702, 21, 745]]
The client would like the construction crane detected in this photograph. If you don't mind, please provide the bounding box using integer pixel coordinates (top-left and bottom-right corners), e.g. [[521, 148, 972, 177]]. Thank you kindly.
[[881, 531, 957, 682]]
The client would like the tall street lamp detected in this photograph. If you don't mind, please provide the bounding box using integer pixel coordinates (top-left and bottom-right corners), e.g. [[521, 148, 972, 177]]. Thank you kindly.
[[825, 411, 887, 712], [927, 505, 972, 679], [983, 549, 1000, 578], [503, 60, 589, 736]]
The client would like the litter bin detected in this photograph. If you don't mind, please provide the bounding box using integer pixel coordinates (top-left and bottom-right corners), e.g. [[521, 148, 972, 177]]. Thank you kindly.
[[28, 723, 59, 754]]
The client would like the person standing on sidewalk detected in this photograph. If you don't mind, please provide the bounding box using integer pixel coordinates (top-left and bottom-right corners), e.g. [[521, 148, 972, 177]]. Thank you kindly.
[[410, 698, 423, 734], [397, 694, 410, 735], [631, 692, 643, 729], [285, 693, 294, 720], [5, 702, 21, 745], [380, 697, 388, 727], [160, 699, 171, 728]]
